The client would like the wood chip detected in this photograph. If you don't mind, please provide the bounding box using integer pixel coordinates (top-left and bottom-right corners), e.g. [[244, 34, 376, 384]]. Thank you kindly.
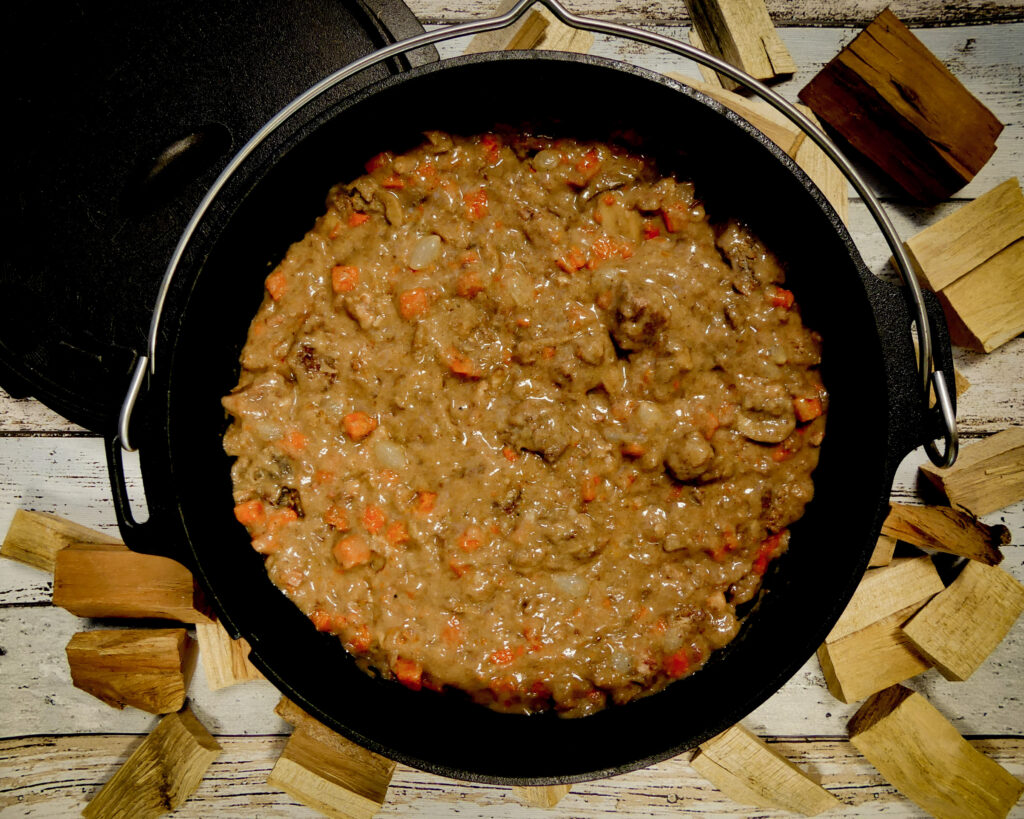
[[462, 0, 592, 55], [940, 238, 1024, 353], [902, 561, 1024, 681], [66, 628, 195, 714], [82, 708, 222, 819], [881, 503, 1010, 566], [868, 535, 897, 567], [195, 621, 264, 690], [1, 509, 119, 573], [818, 603, 932, 704], [691, 725, 839, 815], [848, 685, 1024, 818], [683, 0, 795, 91], [513, 785, 573, 808], [919, 427, 1024, 517], [825, 556, 944, 643], [798, 9, 1003, 202], [53, 542, 214, 623]]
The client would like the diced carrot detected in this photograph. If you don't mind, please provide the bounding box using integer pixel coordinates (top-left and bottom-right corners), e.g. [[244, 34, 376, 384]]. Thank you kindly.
[[364, 151, 391, 173], [382, 173, 405, 189], [661, 202, 691, 233], [588, 236, 617, 266], [399, 288, 431, 319], [501, 447, 518, 463], [772, 441, 796, 462], [276, 430, 307, 456], [415, 491, 437, 515], [464, 188, 488, 220], [361, 505, 386, 535], [793, 396, 823, 423], [449, 558, 470, 578], [621, 442, 646, 458], [268, 508, 299, 530], [581, 474, 601, 503], [386, 520, 409, 546], [324, 505, 350, 532], [393, 657, 423, 690], [345, 623, 372, 653], [313, 469, 335, 487], [542, 346, 556, 359], [233, 499, 266, 527], [480, 133, 502, 165], [556, 245, 586, 273], [310, 608, 334, 632], [441, 618, 463, 646], [770, 285, 795, 309], [460, 250, 479, 266], [348, 212, 370, 226], [489, 647, 516, 666], [663, 649, 690, 679], [643, 222, 661, 240], [602, 193, 616, 206], [456, 269, 484, 298], [753, 531, 785, 575], [265, 269, 287, 301], [595, 289, 613, 309], [250, 534, 279, 554], [575, 149, 601, 179], [333, 534, 371, 569], [697, 410, 719, 441], [457, 524, 484, 554], [446, 348, 480, 379], [331, 264, 360, 293], [342, 411, 377, 441]]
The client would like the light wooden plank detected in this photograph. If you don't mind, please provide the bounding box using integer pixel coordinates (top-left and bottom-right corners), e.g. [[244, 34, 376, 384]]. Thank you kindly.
[[881, 503, 1011, 565], [919, 427, 1024, 517], [195, 621, 264, 691], [1, 509, 120, 573]]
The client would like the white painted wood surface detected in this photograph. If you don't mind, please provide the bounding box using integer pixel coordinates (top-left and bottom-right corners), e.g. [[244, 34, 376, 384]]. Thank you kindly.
[[1, 2, 1022, 816]]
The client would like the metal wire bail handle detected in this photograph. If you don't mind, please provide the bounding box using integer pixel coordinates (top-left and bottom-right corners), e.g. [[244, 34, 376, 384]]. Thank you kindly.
[[118, 0, 958, 467]]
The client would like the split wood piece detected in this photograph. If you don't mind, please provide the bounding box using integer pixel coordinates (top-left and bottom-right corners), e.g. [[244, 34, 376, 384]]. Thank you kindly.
[[665, 74, 848, 222], [825, 556, 944, 643], [513, 785, 573, 808], [848, 684, 1024, 818], [683, 0, 795, 92], [868, 535, 897, 567], [690, 724, 839, 815], [817, 602, 931, 704], [462, 0, 593, 56], [195, 620, 264, 690], [66, 628, 195, 714], [81, 707, 222, 819], [1, 509, 120, 573], [902, 561, 1024, 681], [272, 697, 396, 819], [904, 178, 1024, 293], [881, 503, 1010, 566], [53, 542, 214, 623], [919, 427, 1024, 517], [940, 238, 1024, 353], [798, 9, 1003, 202]]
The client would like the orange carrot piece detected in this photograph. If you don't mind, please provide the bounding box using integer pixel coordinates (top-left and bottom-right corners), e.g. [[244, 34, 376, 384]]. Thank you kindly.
[[446, 348, 480, 379], [464, 188, 488, 220], [233, 500, 266, 527], [399, 288, 431, 319], [770, 286, 795, 309], [441, 620, 463, 647], [265, 269, 287, 301], [364, 152, 391, 173], [393, 657, 423, 690], [663, 649, 690, 678], [333, 534, 371, 569], [501, 447, 518, 463], [793, 396, 823, 423], [361, 505, 386, 535], [386, 520, 409, 546], [277, 430, 308, 456], [575, 149, 601, 179], [348, 212, 370, 226], [661, 202, 691, 233], [581, 475, 602, 503], [556, 245, 586, 273], [754, 531, 785, 575], [342, 411, 377, 441], [621, 442, 646, 458], [449, 558, 470, 578], [457, 525, 484, 554], [268, 508, 299, 531], [382, 173, 405, 189], [310, 609, 334, 632], [643, 222, 661, 239], [331, 264, 360, 293], [415, 491, 437, 515], [489, 647, 515, 666], [456, 269, 484, 299], [345, 623, 372, 653]]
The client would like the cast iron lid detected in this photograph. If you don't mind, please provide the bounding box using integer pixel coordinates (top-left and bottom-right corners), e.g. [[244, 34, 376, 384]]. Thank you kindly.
[[2, 0, 435, 432]]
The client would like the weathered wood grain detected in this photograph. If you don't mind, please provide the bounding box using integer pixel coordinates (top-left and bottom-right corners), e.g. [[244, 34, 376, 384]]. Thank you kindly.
[[407, 0, 1024, 27], [1, 734, 1021, 817]]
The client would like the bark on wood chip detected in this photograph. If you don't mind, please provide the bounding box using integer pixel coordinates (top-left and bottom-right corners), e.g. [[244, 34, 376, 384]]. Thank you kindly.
[[919, 427, 1024, 517], [683, 0, 796, 91], [818, 602, 932, 704], [81, 708, 222, 819], [1, 509, 120, 573], [881, 503, 1010, 565], [825, 556, 944, 643], [848, 684, 1024, 818], [798, 9, 1003, 202], [902, 561, 1024, 681], [66, 628, 195, 714], [692, 724, 839, 815], [52, 542, 214, 623], [195, 621, 264, 690], [512, 785, 573, 808]]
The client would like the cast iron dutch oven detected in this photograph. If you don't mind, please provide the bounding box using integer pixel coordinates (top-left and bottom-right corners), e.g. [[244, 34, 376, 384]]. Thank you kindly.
[[107, 51, 956, 784]]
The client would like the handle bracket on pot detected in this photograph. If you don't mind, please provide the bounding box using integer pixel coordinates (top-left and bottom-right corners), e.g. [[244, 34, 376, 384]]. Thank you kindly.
[[118, 0, 958, 467]]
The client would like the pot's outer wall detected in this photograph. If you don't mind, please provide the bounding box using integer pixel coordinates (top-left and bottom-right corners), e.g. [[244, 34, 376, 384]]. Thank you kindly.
[[141, 54, 947, 783]]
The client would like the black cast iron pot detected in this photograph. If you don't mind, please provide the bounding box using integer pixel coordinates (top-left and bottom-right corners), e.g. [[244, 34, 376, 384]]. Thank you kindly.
[[107, 51, 956, 784]]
